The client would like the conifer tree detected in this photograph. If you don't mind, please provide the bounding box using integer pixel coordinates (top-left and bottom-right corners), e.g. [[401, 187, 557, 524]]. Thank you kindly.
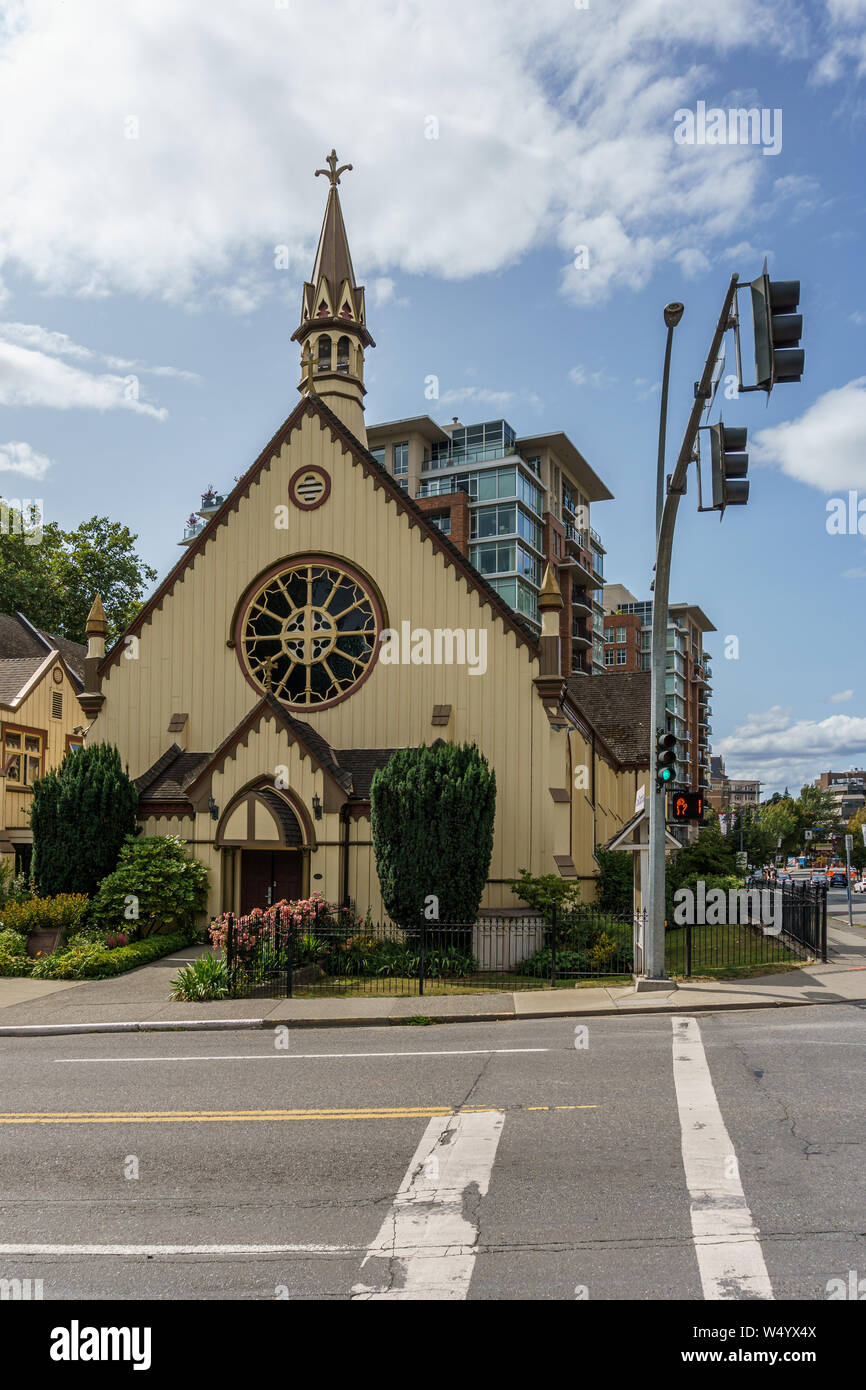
[[31, 744, 139, 896]]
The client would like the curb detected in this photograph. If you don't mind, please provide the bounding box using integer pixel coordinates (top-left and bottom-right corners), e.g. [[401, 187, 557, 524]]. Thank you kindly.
[[2, 994, 864, 1037], [0, 1020, 266, 1037]]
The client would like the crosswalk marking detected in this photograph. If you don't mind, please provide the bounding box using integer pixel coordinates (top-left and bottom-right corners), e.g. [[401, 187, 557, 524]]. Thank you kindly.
[[672, 1016, 774, 1301], [351, 1109, 505, 1300]]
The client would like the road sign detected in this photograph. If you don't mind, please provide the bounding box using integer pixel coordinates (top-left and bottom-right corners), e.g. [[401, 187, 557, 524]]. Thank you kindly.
[[845, 834, 854, 853], [635, 785, 646, 815], [669, 792, 703, 822], [736, 851, 748, 872]]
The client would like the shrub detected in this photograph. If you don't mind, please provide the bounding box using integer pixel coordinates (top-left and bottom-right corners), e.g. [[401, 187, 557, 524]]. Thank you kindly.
[[0, 928, 30, 976], [169, 955, 230, 1001], [209, 894, 361, 959], [30, 930, 189, 980], [370, 742, 496, 926], [594, 849, 633, 917], [0, 894, 90, 937], [31, 743, 139, 896], [89, 836, 209, 937], [0, 860, 33, 908], [507, 871, 581, 919]]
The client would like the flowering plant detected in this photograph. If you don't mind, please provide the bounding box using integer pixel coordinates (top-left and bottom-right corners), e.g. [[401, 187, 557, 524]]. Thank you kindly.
[[209, 892, 362, 961]]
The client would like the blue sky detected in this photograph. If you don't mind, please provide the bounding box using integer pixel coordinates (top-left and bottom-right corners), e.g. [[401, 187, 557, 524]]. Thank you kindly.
[[0, 0, 864, 795]]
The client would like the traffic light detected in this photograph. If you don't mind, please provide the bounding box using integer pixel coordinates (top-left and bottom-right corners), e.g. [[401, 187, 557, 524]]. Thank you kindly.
[[749, 262, 803, 391], [671, 792, 704, 822], [709, 422, 749, 512], [656, 730, 677, 792]]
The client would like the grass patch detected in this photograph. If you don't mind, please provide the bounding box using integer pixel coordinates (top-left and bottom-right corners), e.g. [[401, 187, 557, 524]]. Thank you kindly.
[[399, 1015, 436, 1026], [664, 923, 800, 980], [291, 971, 635, 998]]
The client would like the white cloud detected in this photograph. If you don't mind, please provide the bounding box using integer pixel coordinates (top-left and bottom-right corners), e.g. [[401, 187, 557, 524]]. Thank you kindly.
[[0, 0, 813, 310], [850, 310, 866, 325], [569, 364, 616, 389], [674, 247, 711, 278], [371, 277, 395, 307], [0, 440, 53, 479], [0, 340, 167, 418], [843, 565, 866, 577], [828, 689, 855, 702], [0, 321, 200, 380], [717, 707, 866, 789], [439, 386, 523, 408], [751, 378, 866, 491]]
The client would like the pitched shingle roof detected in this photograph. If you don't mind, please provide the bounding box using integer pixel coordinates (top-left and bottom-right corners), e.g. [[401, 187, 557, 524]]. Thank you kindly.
[[0, 657, 44, 705], [135, 746, 211, 801], [0, 612, 86, 689], [566, 671, 651, 768]]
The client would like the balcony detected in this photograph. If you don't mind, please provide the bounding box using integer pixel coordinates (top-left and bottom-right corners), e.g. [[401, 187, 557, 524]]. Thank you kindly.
[[179, 518, 206, 546], [571, 622, 592, 650], [198, 491, 226, 517], [571, 587, 593, 617]]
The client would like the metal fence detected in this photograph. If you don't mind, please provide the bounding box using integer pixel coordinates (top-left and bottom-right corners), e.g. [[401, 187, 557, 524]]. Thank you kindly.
[[222, 903, 638, 999], [219, 880, 827, 999]]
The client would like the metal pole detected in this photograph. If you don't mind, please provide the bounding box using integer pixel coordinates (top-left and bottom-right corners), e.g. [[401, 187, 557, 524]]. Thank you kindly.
[[845, 835, 854, 931], [644, 276, 739, 983], [656, 305, 683, 540]]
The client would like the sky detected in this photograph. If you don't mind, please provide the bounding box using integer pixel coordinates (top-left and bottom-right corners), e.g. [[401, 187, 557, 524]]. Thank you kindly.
[[0, 0, 865, 796]]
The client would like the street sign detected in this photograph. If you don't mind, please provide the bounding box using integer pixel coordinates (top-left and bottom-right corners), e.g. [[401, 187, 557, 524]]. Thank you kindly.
[[862, 824, 866, 848], [736, 851, 748, 872], [804, 830, 813, 840], [635, 785, 646, 815], [845, 834, 854, 853], [669, 792, 703, 822]]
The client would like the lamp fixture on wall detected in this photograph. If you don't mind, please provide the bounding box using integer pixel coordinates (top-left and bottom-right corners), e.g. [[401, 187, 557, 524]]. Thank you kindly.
[[312, 793, 322, 821], [207, 796, 219, 821]]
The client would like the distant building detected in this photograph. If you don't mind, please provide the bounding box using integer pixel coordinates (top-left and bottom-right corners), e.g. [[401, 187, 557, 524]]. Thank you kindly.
[[814, 769, 866, 823], [707, 755, 760, 815], [366, 416, 613, 677], [602, 585, 714, 796]]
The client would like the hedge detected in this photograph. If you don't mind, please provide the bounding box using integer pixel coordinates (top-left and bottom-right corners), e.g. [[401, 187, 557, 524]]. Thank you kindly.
[[28, 931, 191, 981]]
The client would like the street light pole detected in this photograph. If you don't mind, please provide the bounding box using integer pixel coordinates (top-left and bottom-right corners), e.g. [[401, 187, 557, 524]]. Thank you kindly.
[[657, 304, 684, 540], [642, 276, 740, 985]]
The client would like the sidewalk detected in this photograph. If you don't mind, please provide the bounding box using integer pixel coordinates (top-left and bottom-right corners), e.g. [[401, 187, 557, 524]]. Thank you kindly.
[[1, 938, 865, 1033]]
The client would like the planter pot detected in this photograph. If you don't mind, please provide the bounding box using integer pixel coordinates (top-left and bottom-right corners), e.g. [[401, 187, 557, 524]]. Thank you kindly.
[[27, 928, 64, 959]]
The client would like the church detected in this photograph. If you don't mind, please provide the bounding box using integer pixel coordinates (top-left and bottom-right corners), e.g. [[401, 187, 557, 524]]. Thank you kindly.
[[76, 152, 650, 920]]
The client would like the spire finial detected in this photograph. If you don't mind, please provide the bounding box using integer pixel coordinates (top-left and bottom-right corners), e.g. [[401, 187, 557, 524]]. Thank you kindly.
[[315, 149, 352, 188]]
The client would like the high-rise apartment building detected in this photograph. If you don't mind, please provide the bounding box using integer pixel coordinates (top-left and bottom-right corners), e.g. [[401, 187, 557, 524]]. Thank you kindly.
[[365, 415, 613, 677], [708, 756, 761, 814], [602, 584, 715, 796]]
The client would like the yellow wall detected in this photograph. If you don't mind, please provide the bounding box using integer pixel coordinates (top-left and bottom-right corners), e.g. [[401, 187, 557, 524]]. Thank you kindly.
[[90, 406, 639, 918], [2, 658, 84, 846]]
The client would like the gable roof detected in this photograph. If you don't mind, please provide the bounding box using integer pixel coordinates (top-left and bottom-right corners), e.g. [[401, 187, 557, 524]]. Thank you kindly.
[[0, 612, 86, 691], [99, 395, 540, 680], [0, 657, 45, 705], [565, 671, 651, 768], [135, 745, 211, 801]]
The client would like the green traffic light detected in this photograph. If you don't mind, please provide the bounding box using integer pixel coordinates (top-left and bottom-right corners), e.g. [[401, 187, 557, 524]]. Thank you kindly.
[[661, 768, 673, 781]]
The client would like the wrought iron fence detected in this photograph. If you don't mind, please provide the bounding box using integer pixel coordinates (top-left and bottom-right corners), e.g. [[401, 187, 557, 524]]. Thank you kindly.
[[221, 903, 638, 999], [217, 880, 827, 1000]]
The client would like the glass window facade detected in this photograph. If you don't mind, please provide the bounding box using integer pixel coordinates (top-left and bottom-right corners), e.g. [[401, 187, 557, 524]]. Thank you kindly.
[[393, 442, 408, 476]]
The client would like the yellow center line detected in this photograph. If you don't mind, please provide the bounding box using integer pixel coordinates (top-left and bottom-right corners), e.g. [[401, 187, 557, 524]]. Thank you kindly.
[[0, 1104, 598, 1125]]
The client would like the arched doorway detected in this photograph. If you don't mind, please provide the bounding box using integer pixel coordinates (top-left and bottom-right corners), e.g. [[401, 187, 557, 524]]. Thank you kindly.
[[216, 785, 314, 916]]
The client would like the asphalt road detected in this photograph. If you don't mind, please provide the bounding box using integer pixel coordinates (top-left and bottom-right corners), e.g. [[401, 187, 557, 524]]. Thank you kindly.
[[1, 1005, 864, 1301]]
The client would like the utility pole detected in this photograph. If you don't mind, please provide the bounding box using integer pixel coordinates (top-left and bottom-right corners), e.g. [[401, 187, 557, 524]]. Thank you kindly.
[[642, 277, 740, 985], [657, 303, 684, 540]]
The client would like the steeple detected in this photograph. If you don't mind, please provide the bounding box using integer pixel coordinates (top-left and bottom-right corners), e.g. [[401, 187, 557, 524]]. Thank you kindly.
[[291, 150, 375, 443]]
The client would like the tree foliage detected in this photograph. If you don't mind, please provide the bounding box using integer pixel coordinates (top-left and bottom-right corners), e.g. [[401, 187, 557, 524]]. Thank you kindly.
[[89, 836, 209, 937], [30, 744, 139, 896], [370, 743, 496, 925], [0, 507, 156, 645]]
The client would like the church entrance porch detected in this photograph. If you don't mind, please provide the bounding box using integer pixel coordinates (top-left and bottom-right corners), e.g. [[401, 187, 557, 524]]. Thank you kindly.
[[239, 849, 303, 915]]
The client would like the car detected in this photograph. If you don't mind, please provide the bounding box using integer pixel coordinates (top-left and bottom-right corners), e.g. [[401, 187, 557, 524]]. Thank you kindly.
[[852, 879, 866, 895], [830, 870, 847, 886], [811, 872, 828, 888], [776, 872, 792, 884]]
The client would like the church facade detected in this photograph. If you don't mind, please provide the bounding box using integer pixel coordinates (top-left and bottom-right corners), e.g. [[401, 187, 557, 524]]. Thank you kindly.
[[77, 153, 649, 921]]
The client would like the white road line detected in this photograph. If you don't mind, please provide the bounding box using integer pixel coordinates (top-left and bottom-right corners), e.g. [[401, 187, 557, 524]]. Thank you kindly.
[[351, 1108, 505, 1300], [53, 1048, 549, 1063], [0, 1244, 356, 1256], [671, 1016, 774, 1301]]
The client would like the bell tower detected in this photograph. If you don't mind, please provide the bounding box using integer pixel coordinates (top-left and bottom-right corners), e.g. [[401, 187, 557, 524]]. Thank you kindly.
[[291, 150, 375, 444]]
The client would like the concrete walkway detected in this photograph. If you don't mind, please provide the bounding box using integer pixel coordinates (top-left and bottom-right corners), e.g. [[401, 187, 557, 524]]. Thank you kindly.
[[1, 933, 865, 1033]]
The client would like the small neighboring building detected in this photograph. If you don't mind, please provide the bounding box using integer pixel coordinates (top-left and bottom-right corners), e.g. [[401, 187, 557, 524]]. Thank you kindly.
[[602, 585, 715, 796], [707, 754, 760, 814], [0, 612, 87, 875], [814, 769, 866, 824]]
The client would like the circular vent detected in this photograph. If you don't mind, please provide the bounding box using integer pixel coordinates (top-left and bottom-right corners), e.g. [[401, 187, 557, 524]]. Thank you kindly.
[[289, 466, 330, 511]]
